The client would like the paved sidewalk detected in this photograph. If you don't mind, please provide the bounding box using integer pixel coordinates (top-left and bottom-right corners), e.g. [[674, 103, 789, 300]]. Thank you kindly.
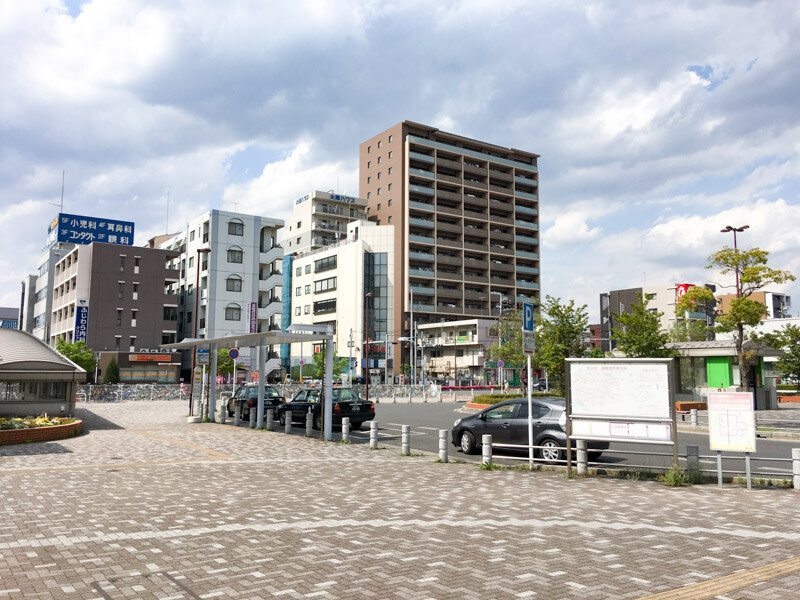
[[1, 401, 799, 599]]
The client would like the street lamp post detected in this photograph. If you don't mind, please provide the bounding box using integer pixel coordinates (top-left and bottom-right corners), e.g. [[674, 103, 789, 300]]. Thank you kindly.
[[189, 246, 211, 415], [720, 224, 749, 298], [365, 292, 373, 404]]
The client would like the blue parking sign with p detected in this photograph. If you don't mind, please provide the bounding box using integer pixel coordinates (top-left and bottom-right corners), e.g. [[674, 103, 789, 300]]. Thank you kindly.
[[523, 303, 535, 332]]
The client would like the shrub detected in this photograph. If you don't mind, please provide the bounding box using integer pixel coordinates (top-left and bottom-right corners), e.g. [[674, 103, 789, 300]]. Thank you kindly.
[[659, 466, 688, 487], [474, 392, 559, 405]]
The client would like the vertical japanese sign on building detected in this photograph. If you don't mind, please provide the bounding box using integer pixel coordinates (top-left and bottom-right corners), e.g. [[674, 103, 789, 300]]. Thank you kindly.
[[73, 299, 89, 343], [47, 213, 135, 247], [249, 302, 258, 333]]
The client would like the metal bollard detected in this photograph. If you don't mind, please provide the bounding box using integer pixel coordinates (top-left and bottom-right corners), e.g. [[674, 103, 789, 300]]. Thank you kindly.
[[471, 388, 475, 399], [342, 417, 350, 443], [249, 406, 256, 428], [306, 411, 313, 437], [408, 386, 412, 403], [793, 448, 800, 490], [393, 387, 396, 403], [686, 445, 700, 477], [234, 403, 241, 427], [266, 408, 273, 431], [284, 410, 292, 434], [482, 434, 493, 466], [401, 424, 411, 455], [691, 408, 698, 427], [438, 429, 448, 463], [369, 421, 379, 449], [219, 401, 226, 425], [577, 439, 587, 475]]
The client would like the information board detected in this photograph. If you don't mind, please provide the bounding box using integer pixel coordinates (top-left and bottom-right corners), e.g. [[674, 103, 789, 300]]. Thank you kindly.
[[708, 391, 756, 452], [47, 213, 134, 247], [569, 360, 671, 420]]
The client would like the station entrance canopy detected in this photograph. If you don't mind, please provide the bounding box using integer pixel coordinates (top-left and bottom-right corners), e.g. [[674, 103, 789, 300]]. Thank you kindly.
[[161, 327, 336, 439]]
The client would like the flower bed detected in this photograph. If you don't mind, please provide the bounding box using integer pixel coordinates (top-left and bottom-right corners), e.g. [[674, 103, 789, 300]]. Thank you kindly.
[[0, 417, 81, 446]]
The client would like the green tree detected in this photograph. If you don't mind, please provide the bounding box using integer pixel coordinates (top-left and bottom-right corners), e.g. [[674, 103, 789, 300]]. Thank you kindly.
[[757, 324, 800, 391], [668, 319, 709, 342], [55, 339, 97, 374], [677, 247, 795, 391], [611, 292, 675, 358], [536, 296, 589, 393], [399, 363, 411, 376], [103, 357, 120, 383], [216, 349, 234, 377], [312, 348, 348, 379], [587, 347, 605, 358], [487, 310, 524, 367]]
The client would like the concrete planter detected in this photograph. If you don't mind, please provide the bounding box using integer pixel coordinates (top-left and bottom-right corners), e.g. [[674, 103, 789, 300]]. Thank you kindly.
[[0, 420, 82, 446]]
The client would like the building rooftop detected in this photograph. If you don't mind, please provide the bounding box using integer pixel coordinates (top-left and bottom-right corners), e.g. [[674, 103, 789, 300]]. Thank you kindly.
[[0, 307, 18, 321], [0, 329, 86, 376]]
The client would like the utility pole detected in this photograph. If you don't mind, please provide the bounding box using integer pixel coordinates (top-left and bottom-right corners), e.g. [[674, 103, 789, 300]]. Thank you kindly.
[[349, 328, 353, 383], [453, 323, 458, 386], [410, 288, 415, 385]]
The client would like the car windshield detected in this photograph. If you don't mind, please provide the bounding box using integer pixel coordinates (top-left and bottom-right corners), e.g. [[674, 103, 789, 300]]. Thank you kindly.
[[332, 389, 359, 401]]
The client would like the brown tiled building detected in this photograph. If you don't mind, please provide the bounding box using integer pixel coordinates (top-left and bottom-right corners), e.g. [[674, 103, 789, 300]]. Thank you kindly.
[[359, 121, 540, 373]]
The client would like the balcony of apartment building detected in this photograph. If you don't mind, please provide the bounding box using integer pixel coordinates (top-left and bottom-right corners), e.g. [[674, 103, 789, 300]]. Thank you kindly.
[[436, 231, 462, 250], [435, 152, 463, 173], [409, 144, 435, 166], [435, 185, 462, 204], [490, 257, 515, 273], [464, 254, 489, 272], [516, 232, 539, 249], [409, 182, 436, 199], [463, 191, 488, 211], [436, 250, 462, 267], [409, 247, 435, 262], [409, 213, 435, 230], [515, 202, 538, 217], [463, 233, 488, 253], [463, 159, 488, 177], [514, 171, 538, 188], [463, 174, 488, 191], [463, 204, 488, 221], [313, 203, 348, 218], [409, 264, 435, 279], [436, 217, 462, 235], [409, 281, 435, 297], [488, 239, 513, 256], [408, 222, 435, 245], [409, 166, 435, 182], [312, 234, 344, 248], [436, 264, 462, 281], [463, 221, 488, 240], [464, 268, 489, 284], [348, 207, 367, 220], [410, 197, 435, 212], [435, 298, 463, 315], [516, 264, 539, 276]]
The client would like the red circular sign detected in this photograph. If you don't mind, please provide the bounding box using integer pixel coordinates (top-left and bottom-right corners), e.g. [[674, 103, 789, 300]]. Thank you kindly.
[[228, 349, 239, 359]]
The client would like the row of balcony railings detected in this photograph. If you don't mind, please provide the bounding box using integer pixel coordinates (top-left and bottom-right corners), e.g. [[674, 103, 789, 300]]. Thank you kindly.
[[407, 137, 537, 175], [409, 181, 538, 202]]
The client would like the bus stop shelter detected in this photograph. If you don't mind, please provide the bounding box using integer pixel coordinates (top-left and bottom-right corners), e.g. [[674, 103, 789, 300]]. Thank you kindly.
[[161, 326, 336, 439]]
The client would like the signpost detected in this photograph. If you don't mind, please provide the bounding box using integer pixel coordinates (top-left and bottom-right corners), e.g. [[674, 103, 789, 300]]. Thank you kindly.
[[708, 391, 756, 489], [196, 349, 210, 365], [521, 302, 536, 468]]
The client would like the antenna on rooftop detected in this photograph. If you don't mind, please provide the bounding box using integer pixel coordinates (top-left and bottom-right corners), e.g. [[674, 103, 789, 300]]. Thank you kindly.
[[165, 189, 170, 234], [49, 170, 65, 214]]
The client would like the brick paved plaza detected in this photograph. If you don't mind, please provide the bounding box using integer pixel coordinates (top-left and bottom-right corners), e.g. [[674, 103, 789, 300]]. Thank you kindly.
[[1, 401, 799, 599]]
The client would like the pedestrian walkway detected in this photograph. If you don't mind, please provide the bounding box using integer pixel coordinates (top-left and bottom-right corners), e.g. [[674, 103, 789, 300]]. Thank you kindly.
[[1, 401, 799, 599]]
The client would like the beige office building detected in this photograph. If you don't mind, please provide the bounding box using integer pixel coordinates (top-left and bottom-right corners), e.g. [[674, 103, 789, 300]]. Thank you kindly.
[[359, 121, 540, 373]]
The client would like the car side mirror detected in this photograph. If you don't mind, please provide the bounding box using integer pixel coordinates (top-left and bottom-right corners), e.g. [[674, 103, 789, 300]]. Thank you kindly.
[[478, 413, 486, 421]]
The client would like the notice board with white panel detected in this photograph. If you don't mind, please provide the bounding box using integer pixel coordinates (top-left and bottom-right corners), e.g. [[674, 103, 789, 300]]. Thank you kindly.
[[707, 391, 756, 452], [565, 358, 677, 462]]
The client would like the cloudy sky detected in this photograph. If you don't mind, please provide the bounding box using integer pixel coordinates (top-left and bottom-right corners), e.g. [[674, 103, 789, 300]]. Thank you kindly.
[[2, 0, 799, 321]]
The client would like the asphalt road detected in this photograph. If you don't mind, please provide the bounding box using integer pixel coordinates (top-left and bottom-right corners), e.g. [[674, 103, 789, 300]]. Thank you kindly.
[[339, 402, 800, 479]]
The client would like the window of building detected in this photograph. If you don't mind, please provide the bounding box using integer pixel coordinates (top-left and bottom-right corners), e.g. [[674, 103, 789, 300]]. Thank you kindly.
[[297, 221, 301, 229], [367, 176, 371, 184], [314, 299, 336, 314], [186, 311, 192, 323], [189, 256, 194, 268], [388, 183, 392, 191], [134, 256, 140, 268], [131, 309, 138, 327], [163, 307, 178, 321], [314, 276, 337, 293], [114, 335, 121, 351], [295, 306, 301, 316], [314, 255, 337, 273], [296, 266, 302, 276], [305, 265, 311, 274], [225, 303, 242, 321], [296, 237, 300, 244], [367, 161, 371, 168], [367, 192, 371, 199], [377, 156, 382, 164], [388, 135, 392, 143], [116, 309, 122, 326], [226, 275, 242, 292], [377, 172, 381, 180], [189, 230, 195, 241], [388, 199, 392, 206], [377, 188, 381, 195], [227, 247, 243, 263], [296, 287, 301, 296], [304, 305, 310, 314], [305, 284, 311, 295], [377, 203, 381, 211], [367, 145, 371, 153], [388, 151, 392, 159], [118, 283, 124, 299], [228, 220, 244, 236], [120, 256, 125, 272], [378, 141, 382, 148], [388, 167, 392, 174], [388, 216, 392, 223]]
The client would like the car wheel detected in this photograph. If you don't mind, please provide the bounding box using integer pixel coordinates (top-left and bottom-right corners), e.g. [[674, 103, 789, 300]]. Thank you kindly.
[[538, 438, 564, 463], [588, 452, 603, 462], [313, 413, 322, 430], [279, 412, 286, 427], [459, 431, 476, 454]]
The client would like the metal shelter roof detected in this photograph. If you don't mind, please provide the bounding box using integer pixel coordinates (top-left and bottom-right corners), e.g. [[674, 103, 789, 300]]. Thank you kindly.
[[0, 329, 87, 379]]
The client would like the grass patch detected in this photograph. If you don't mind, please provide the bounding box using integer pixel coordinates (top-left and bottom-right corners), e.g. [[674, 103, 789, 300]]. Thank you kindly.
[[478, 462, 508, 471], [658, 466, 688, 487], [623, 469, 657, 482], [338, 439, 352, 445]]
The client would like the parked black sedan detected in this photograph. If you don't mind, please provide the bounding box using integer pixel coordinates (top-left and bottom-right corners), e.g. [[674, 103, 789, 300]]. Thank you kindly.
[[227, 383, 285, 419], [275, 387, 374, 430], [451, 397, 609, 462]]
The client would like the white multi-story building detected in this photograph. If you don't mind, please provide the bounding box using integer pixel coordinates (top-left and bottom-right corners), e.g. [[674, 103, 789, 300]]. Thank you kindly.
[[284, 220, 394, 383], [159, 209, 284, 380], [418, 318, 497, 384], [22, 245, 73, 341], [283, 190, 368, 254]]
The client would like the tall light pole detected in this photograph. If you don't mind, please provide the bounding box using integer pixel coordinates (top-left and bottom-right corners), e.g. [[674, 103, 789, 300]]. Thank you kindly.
[[364, 292, 373, 403], [189, 246, 211, 415], [720, 224, 749, 298]]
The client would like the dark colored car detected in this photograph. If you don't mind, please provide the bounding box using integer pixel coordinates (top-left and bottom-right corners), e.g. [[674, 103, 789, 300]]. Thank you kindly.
[[275, 387, 374, 430], [227, 384, 285, 419], [451, 397, 609, 462]]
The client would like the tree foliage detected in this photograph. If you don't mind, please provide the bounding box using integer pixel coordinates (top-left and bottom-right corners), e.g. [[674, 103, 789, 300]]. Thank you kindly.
[[55, 339, 97, 374], [535, 296, 588, 393], [103, 357, 119, 384], [668, 319, 709, 342], [399, 363, 411, 376], [215, 349, 235, 377], [756, 324, 800, 391], [696, 246, 795, 390], [311, 348, 348, 379], [611, 292, 675, 358], [487, 310, 524, 367], [587, 347, 605, 358]]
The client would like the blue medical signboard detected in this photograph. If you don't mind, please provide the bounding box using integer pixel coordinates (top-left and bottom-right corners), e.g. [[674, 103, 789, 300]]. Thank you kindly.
[[47, 213, 135, 247], [74, 300, 89, 343]]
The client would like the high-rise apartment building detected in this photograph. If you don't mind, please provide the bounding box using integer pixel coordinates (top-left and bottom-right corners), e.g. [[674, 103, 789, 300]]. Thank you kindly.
[[359, 121, 540, 373], [158, 210, 284, 380], [283, 190, 368, 254]]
